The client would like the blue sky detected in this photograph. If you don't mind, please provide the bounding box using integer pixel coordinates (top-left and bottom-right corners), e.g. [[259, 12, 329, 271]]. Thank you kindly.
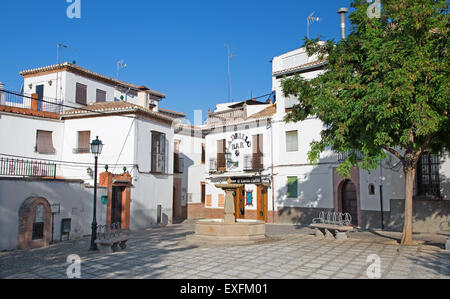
[[0, 0, 352, 122]]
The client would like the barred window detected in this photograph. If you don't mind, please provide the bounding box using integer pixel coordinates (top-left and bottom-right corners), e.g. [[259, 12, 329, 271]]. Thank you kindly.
[[417, 153, 441, 199], [151, 131, 166, 173]]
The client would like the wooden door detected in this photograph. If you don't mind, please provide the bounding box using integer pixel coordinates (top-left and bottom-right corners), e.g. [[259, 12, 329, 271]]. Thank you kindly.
[[235, 187, 245, 219], [341, 180, 358, 226], [111, 186, 124, 225], [257, 186, 268, 222]]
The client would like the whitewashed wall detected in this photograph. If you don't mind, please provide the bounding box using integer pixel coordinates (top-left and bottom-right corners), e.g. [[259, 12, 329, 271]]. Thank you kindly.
[[0, 178, 107, 250]]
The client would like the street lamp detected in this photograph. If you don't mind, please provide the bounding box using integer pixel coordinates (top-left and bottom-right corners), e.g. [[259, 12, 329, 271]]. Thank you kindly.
[[89, 136, 104, 251]]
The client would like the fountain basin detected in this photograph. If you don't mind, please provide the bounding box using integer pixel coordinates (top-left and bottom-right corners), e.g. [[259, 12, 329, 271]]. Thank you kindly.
[[186, 219, 268, 245]]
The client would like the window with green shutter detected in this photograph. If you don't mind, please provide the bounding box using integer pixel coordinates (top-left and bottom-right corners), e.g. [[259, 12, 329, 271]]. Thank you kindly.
[[287, 177, 298, 198]]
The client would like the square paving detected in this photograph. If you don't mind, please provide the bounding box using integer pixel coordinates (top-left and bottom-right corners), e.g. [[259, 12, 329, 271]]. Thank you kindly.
[[0, 223, 449, 279]]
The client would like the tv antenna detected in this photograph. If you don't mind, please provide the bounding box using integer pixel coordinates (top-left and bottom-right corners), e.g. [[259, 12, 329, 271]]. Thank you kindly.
[[57, 42, 68, 64], [225, 44, 236, 102], [307, 12, 322, 39], [116, 60, 127, 79]]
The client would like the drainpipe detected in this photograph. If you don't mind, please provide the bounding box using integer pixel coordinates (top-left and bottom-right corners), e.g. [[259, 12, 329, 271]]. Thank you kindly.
[[269, 117, 275, 224], [337, 7, 349, 40]]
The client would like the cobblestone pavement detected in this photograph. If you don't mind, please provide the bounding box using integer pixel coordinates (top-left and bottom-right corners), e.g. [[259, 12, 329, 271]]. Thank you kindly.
[[0, 223, 449, 279]]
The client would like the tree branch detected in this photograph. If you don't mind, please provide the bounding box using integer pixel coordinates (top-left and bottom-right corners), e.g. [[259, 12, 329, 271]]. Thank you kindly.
[[382, 145, 405, 164]]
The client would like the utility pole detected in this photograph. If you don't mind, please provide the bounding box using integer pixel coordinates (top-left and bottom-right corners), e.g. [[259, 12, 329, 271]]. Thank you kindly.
[[225, 44, 236, 102]]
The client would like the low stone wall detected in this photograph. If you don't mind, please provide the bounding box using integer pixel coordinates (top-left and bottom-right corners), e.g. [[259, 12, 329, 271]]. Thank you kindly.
[[387, 198, 450, 233], [275, 199, 450, 233]]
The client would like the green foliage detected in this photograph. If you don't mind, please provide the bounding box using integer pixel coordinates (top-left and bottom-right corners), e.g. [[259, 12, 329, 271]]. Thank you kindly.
[[283, 0, 449, 176]]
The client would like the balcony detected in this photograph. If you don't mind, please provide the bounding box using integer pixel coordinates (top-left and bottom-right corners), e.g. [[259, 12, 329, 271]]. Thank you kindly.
[[337, 150, 363, 162], [72, 147, 91, 154], [0, 157, 56, 178], [206, 107, 245, 126], [243, 154, 264, 171], [0, 90, 63, 115]]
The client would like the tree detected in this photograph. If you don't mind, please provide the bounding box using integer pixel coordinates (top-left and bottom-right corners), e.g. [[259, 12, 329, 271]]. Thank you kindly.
[[282, 0, 449, 245]]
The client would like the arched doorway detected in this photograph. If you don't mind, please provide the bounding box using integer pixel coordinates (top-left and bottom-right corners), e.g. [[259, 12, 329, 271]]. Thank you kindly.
[[18, 197, 51, 250], [341, 180, 358, 226]]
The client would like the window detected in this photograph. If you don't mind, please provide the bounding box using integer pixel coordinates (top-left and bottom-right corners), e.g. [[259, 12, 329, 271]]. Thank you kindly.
[[75, 83, 87, 105], [201, 182, 206, 205], [217, 139, 226, 171], [285, 95, 298, 110], [174, 140, 183, 173], [286, 130, 298, 152], [287, 177, 298, 198], [369, 184, 375, 195], [151, 131, 166, 173], [201, 143, 205, 164], [32, 204, 45, 240], [35, 130, 55, 154], [74, 131, 91, 154], [417, 153, 441, 198], [96, 89, 106, 102]]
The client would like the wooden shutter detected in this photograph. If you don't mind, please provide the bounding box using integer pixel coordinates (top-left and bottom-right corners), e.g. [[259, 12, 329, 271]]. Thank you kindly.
[[201, 143, 205, 164], [96, 89, 106, 102], [252, 134, 263, 169], [36, 130, 55, 154], [217, 139, 226, 170], [77, 131, 91, 153], [76, 83, 87, 105]]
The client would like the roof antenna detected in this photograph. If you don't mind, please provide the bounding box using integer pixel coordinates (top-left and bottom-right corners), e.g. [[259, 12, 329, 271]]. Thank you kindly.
[[225, 44, 236, 102], [307, 12, 322, 39], [116, 60, 127, 79], [57, 42, 68, 64]]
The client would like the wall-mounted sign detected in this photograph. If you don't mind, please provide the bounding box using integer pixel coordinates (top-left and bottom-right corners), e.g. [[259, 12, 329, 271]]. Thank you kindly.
[[231, 176, 262, 184], [227, 133, 252, 152], [101, 196, 108, 205]]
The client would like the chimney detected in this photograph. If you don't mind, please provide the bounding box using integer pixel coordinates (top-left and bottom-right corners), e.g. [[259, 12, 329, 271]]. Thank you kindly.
[[337, 7, 349, 40]]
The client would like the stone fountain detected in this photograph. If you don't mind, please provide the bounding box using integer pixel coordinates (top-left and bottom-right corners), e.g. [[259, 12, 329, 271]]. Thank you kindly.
[[186, 178, 267, 245]]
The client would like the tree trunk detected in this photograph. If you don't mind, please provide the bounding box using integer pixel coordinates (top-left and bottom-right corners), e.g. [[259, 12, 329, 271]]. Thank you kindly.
[[401, 165, 416, 245]]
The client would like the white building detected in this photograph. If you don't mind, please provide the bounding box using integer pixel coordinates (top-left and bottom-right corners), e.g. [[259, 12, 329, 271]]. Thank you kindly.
[[0, 48, 449, 251], [0, 63, 191, 250]]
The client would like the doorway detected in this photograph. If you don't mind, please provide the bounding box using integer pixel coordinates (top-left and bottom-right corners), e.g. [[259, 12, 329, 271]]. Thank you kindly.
[[111, 186, 125, 225], [341, 180, 358, 226], [257, 185, 268, 222], [235, 187, 245, 219]]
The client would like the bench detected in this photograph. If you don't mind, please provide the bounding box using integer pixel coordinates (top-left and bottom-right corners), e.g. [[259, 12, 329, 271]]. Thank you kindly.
[[310, 212, 354, 240], [438, 217, 450, 250], [95, 223, 129, 253]]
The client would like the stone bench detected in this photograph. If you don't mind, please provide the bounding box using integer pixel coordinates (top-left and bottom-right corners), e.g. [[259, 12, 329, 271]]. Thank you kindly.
[[95, 223, 129, 253], [310, 211, 354, 240], [310, 223, 354, 240]]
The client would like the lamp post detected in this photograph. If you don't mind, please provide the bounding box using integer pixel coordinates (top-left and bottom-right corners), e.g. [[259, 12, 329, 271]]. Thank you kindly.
[[89, 136, 104, 251]]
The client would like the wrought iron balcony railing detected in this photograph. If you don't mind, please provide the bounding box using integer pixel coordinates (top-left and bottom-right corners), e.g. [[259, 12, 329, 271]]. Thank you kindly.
[[0, 157, 56, 178]]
